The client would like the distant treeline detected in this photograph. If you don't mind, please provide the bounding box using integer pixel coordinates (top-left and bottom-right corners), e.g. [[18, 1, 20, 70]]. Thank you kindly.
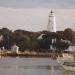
[[0, 28, 74, 52]]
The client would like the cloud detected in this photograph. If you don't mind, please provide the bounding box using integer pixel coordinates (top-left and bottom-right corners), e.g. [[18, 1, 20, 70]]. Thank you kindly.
[[0, 0, 75, 8]]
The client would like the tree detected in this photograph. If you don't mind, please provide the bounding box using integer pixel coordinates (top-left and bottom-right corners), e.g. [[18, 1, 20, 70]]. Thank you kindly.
[[0, 28, 13, 49], [63, 28, 73, 41]]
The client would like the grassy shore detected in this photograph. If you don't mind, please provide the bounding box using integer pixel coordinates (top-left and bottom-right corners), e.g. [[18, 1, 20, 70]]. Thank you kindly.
[[0, 50, 59, 59]]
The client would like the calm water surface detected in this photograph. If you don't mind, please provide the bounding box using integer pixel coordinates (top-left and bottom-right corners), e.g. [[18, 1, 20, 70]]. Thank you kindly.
[[0, 57, 75, 75]]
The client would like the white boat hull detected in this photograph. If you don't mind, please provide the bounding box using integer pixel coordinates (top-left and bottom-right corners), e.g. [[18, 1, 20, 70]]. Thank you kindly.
[[57, 53, 75, 71], [62, 65, 75, 71]]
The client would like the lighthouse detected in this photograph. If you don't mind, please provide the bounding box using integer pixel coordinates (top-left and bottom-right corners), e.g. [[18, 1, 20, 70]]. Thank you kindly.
[[47, 10, 56, 32]]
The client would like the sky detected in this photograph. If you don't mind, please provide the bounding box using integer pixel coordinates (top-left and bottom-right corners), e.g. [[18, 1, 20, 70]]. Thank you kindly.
[[0, 0, 75, 31]]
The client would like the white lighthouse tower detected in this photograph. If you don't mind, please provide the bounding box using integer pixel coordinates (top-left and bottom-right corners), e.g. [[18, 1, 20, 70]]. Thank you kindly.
[[47, 10, 56, 32]]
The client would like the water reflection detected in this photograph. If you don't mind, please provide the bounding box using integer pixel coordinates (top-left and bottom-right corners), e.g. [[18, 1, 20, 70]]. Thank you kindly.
[[18, 65, 51, 69], [0, 64, 62, 70], [0, 65, 62, 70], [0, 57, 75, 75]]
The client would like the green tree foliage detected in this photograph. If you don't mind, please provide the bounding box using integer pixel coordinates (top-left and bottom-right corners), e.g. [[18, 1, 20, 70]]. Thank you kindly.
[[55, 40, 70, 50], [63, 28, 73, 41], [0, 27, 73, 52], [0, 28, 13, 49]]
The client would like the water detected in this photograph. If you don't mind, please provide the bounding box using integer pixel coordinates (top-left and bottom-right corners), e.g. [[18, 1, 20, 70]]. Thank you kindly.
[[0, 57, 75, 75]]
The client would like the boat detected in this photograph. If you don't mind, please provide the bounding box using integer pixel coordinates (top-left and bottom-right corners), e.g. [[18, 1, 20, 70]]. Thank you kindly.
[[62, 61, 75, 71], [57, 53, 75, 71], [57, 53, 74, 65]]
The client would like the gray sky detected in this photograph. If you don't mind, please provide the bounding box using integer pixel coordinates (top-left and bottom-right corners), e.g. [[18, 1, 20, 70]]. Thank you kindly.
[[0, 0, 75, 31], [0, 0, 75, 8]]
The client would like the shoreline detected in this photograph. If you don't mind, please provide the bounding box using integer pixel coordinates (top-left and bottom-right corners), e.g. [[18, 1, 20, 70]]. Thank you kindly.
[[0, 51, 58, 59]]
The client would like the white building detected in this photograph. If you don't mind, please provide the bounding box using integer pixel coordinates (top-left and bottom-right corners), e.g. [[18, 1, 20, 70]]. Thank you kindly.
[[47, 10, 56, 32], [65, 45, 75, 52], [37, 34, 45, 39], [11, 44, 19, 53], [0, 35, 3, 42]]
